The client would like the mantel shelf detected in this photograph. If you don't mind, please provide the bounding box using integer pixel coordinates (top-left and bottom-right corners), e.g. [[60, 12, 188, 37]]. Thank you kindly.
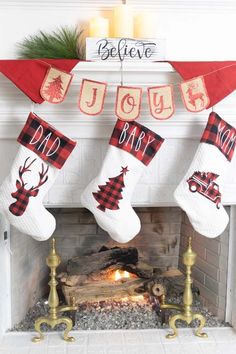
[[72, 61, 175, 73]]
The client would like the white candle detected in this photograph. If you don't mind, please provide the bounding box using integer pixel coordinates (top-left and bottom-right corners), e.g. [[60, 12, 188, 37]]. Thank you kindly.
[[134, 12, 156, 38], [89, 17, 109, 38], [113, 4, 133, 38]]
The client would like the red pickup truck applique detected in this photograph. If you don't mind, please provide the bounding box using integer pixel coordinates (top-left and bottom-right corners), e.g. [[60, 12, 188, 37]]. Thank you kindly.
[[187, 171, 221, 209]]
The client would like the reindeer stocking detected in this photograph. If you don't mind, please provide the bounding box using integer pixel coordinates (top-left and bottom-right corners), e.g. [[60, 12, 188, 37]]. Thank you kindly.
[[0, 112, 76, 241]]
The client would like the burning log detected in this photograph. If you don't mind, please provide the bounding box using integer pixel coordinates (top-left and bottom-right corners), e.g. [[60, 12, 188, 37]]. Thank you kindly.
[[58, 246, 182, 305], [61, 278, 147, 304], [67, 247, 138, 275]]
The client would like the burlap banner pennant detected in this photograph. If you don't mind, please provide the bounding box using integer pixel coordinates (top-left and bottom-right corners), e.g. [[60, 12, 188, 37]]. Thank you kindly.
[[115, 86, 142, 121], [78, 79, 107, 115], [40, 67, 73, 104], [148, 85, 175, 120], [76, 75, 210, 120], [180, 76, 210, 112]]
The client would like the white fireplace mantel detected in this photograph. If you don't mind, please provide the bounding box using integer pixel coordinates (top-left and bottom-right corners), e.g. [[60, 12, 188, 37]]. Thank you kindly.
[[1, 61, 236, 207], [1, 51, 236, 345]]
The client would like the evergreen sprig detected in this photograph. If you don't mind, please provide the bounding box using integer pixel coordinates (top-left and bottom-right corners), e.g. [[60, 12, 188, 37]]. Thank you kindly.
[[17, 26, 85, 59]]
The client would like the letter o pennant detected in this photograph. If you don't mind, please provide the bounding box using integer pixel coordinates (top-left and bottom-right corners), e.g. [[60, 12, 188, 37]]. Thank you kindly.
[[78, 79, 107, 115], [115, 86, 142, 121]]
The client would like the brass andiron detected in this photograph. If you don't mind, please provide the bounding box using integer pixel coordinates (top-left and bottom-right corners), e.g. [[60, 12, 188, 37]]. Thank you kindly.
[[160, 236, 208, 339], [32, 238, 77, 343]]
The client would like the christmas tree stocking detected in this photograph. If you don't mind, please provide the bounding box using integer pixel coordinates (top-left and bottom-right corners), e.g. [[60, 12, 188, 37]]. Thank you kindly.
[[81, 119, 164, 243], [0, 112, 76, 241], [174, 112, 236, 238]]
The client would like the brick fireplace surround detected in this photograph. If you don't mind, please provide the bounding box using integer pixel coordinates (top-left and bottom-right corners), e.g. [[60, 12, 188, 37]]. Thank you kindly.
[[1, 61, 236, 337]]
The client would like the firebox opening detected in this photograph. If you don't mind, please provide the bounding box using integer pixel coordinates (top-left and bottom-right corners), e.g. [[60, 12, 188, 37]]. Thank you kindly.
[[10, 207, 230, 331]]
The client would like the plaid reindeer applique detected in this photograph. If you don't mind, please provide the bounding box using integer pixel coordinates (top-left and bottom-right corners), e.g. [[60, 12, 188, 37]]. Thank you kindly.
[[9, 157, 49, 216]]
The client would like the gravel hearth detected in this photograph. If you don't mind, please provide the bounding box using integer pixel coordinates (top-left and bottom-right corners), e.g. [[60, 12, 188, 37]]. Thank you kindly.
[[11, 292, 229, 332]]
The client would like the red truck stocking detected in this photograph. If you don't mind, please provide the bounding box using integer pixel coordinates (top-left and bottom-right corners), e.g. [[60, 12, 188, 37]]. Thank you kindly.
[[174, 112, 236, 238]]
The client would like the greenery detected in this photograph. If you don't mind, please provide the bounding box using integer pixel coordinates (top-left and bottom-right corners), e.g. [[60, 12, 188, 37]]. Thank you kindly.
[[17, 26, 85, 59]]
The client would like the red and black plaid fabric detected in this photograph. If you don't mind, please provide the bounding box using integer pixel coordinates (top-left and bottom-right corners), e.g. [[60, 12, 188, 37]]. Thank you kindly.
[[93, 166, 128, 212], [9, 157, 49, 216], [187, 171, 221, 208], [17, 112, 76, 169], [201, 112, 236, 161], [109, 120, 164, 166]]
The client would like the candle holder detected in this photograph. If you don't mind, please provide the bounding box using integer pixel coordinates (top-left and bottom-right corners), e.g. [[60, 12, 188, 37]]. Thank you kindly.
[[32, 238, 77, 343], [160, 237, 208, 339]]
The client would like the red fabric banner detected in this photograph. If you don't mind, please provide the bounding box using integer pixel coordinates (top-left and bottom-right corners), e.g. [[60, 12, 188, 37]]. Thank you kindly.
[[0, 59, 80, 103], [169, 61, 236, 108]]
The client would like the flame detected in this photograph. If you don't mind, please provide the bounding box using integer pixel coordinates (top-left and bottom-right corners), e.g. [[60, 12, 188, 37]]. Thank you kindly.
[[114, 270, 130, 281], [112, 270, 145, 302]]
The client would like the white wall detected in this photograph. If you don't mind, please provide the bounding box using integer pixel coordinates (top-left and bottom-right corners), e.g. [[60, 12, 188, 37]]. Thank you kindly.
[[1, 1, 236, 60], [1, 0, 236, 336]]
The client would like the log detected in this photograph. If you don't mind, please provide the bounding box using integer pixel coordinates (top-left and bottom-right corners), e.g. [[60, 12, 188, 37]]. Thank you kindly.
[[62, 278, 149, 304], [60, 245, 184, 304], [59, 271, 183, 305], [123, 261, 154, 279], [58, 268, 183, 288], [67, 247, 138, 275]]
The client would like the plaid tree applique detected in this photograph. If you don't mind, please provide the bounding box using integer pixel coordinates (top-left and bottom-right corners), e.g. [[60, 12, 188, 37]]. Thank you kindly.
[[93, 166, 129, 212]]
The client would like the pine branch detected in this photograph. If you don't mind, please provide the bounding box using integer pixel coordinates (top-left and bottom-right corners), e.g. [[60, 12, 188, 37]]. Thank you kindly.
[[17, 26, 85, 59]]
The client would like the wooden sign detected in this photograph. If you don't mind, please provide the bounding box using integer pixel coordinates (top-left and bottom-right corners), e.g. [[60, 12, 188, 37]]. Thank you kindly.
[[86, 37, 166, 62]]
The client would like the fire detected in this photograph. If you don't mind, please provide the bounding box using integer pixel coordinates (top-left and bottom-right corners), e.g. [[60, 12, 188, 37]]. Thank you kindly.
[[112, 269, 145, 302], [114, 270, 130, 281]]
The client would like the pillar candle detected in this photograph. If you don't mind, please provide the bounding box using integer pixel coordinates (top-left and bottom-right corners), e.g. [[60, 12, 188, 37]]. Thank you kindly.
[[89, 17, 109, 38], [134, 12, 156, 38], [113, 4, 133, 38]]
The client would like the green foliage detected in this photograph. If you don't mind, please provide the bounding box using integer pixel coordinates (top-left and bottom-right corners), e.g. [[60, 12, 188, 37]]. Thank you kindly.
[[17, 26, 85, 59]]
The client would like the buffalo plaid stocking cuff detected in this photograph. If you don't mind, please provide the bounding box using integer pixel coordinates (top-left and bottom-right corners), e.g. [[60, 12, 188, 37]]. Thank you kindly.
[[201, 112, 236, 161], [109, 119, 164, 166], [17, 112, 76, 169]]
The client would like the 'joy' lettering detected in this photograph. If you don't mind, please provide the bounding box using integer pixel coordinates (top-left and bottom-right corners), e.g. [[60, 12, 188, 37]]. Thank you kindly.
[[78, 79, 107, 116], [121, 94, 136, 114], [116, 87, 142, 121], [86, 88, 98, 108]]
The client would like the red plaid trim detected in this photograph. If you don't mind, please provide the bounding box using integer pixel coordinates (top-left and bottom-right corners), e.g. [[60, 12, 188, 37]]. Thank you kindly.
[[109, 120, 164, 166], [201, 112, 236, 161], [17, 112, 76, 169]]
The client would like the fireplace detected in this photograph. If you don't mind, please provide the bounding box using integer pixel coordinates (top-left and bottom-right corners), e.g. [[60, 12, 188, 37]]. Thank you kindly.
[[8, 206, 231, 331], [1, 62, 236, 337]]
